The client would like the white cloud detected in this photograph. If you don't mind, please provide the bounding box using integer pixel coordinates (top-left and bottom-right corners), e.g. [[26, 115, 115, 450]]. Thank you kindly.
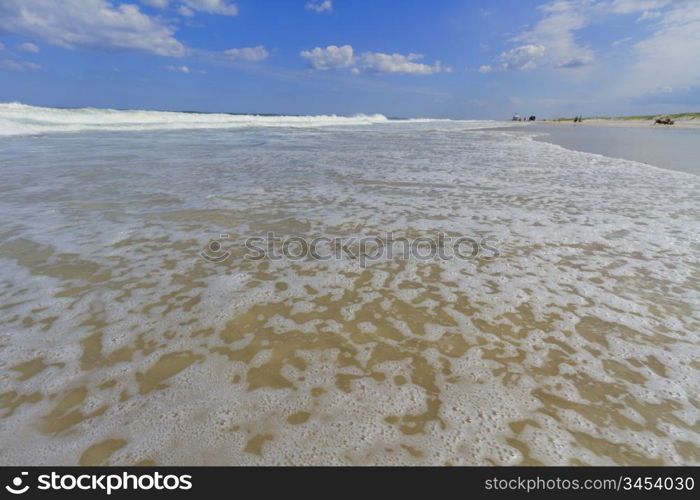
[[18, 42, 40, 53], [306, 1, 332, 13], [300, 45, 354, 70], [142, 0, 170, 8], [609, 0, 672, 15], [182, 0, 238, 16], [496, 0, 688, 74], [300, 45, 450, 74], [0, 59, 41, 71], [612, 36, 632, 47], [358, 52, 450, 75], [224, 46, 269, 61], [499, 44, 546, 70], [141, 0, 237, 16], [478, 65, 493, 73], [615, 2, 700, 97], [167, 64, 190, 73], [637, 10, 662, 22], [493, 0, 700, 103], [0, 0, 185, 57], [178, 6, 195, 17], [509, 1, 594, 71]]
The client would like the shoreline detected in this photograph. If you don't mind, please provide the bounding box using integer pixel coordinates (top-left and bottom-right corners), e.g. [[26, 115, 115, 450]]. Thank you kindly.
[[497, 123, 700, 176], [540, 117, 700, 130]]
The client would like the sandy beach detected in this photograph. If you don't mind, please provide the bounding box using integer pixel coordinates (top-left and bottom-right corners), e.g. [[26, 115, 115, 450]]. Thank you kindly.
[[544, 117, 700, 130]]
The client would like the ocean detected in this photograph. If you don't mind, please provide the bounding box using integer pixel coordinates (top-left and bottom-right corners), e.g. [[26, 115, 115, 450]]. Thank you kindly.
[[0, 103, 698, 465]]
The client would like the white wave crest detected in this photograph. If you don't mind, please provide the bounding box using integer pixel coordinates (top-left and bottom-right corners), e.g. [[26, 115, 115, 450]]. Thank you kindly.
[[0, 102, 397, 136]]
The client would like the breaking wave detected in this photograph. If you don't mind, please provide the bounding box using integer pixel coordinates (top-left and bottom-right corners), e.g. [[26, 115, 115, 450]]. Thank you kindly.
[[0, 102, 402, 136]]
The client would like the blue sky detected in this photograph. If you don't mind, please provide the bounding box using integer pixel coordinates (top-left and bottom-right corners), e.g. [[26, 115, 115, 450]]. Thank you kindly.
[[1, 0, 699, 118]]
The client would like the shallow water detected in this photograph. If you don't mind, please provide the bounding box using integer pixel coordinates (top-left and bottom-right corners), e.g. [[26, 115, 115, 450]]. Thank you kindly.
[[0, 106, 699, 465]]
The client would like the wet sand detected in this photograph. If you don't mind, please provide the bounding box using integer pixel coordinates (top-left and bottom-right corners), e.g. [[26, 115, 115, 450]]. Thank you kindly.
[[507, 124, 700, 176], [544, 118, 700, 130]]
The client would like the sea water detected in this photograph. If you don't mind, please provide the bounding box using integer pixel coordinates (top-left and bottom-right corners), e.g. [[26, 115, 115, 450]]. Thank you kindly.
[[0, 103, 698, 465]]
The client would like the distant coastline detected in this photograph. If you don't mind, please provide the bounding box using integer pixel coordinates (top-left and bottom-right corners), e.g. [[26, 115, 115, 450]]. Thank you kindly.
[[542, 112, 700, 130]]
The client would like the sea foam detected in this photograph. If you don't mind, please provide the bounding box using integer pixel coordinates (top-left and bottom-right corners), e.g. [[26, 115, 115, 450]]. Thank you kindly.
[[0, 109, 697, 466]]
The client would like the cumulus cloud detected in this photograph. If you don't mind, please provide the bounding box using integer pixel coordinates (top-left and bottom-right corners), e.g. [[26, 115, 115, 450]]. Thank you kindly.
[[224, 45, 269, 61], [300, 45, 354, 70], [300, 45, 450, 74], [306, 1, 332, 13], [480, 1, 602, 73], [18, 42, 40, 53], [182, 0, 238, 16], [511, 2, 594, 71], [478, 65, 493, 73], [499, 44, 546, 70], [0, 0, 185, 57], [178, 6, 194, 17], [358, 52, 450, 74], [167, 64, 190, 73]]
